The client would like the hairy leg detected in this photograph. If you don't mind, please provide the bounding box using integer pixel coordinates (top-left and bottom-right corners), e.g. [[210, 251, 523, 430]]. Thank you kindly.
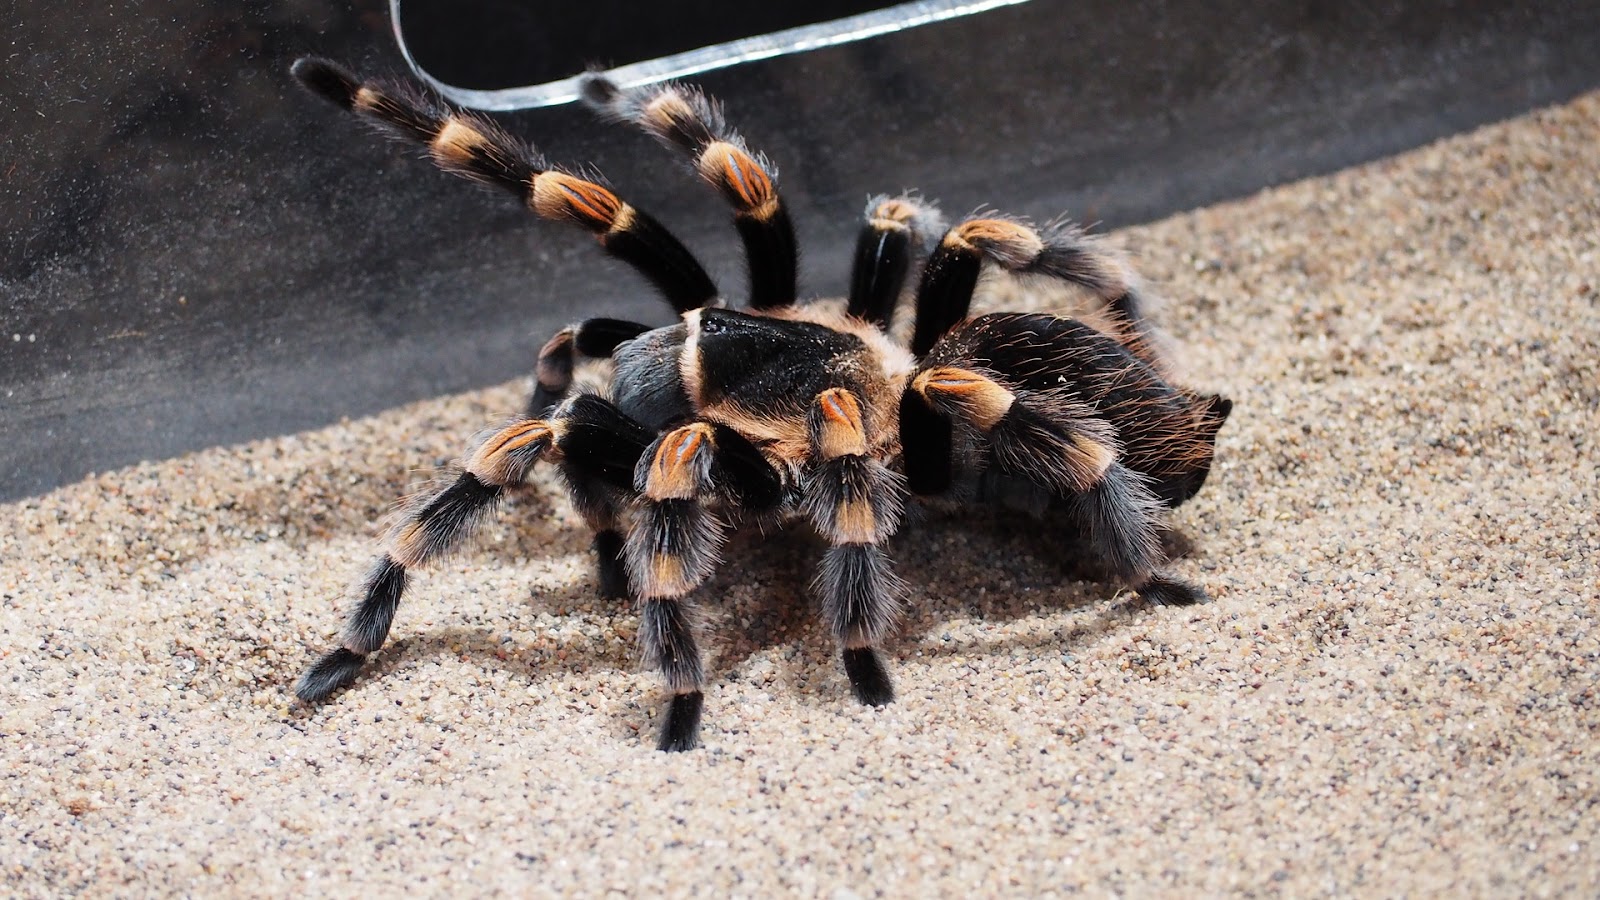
[[292, 58, 719, 312], [296, 395, 654, 701], [528, 317, 653, 415], [626, 421, 786, 750], [581, 74, 795, 309], [846, 194, 945, 330], [803, 388, 907, 705]]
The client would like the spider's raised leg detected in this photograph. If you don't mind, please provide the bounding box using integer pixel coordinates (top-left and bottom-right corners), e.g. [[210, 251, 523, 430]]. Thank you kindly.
[[529, 318, 653, 415], [581, 75, 795, 309], [626, 422, 786, 751], [802, 388, 906, 705], [908, 364, 1205, 606], [910, 216, 1164, 365], [291, 58, 718, 313], [296, 395, 655, 702], [846, 194, 945, 330]]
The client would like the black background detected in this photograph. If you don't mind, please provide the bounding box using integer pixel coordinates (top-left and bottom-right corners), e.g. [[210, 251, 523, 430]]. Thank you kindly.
[[4, 0, 1598, 500]]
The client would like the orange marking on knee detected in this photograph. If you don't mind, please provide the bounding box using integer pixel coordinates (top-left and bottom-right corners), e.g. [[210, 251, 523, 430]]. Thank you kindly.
[[430, 116, 489, 165], [871, 198, 922, 232], [645, 423, 714, 501], [699, 141, 777, 218], [814, 388, 868, 459], [535, 328, 575, 387], [643, 91, 697, 135], [531, 172, 622, 231], [479, 421, 553, 461], [469, 420, 555, 484], [946, 219, 1045, 263], [913, 367, 1014, 430]]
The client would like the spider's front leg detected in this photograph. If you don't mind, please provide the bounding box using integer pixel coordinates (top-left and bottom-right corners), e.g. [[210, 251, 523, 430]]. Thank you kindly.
[[802, 388, 907, 706], [625, 422, 784, 751], [292, 58, 720, 315], [295, 395, 654, 702], [582, 75, 796, 309]]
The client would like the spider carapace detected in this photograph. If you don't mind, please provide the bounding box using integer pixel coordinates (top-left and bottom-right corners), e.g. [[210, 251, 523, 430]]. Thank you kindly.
[[288, 57, 1232, 751]]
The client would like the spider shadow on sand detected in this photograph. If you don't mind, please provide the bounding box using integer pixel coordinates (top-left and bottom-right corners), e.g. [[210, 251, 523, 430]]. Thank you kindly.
[[287, 496, 1208, 744]]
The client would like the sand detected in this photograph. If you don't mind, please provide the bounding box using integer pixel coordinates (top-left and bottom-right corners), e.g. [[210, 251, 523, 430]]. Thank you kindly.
[[4, 91, 1598, 897]]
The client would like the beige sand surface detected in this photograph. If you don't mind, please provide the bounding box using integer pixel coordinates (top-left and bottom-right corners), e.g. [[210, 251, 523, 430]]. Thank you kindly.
[[4, 92, 1598, 897]]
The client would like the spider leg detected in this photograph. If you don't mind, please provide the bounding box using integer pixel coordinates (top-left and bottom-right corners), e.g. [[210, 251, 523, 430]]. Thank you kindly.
[[918, 312, 1231, 508], [803, 388, 906, 706], [291, 58, 718, 313], [898, 384, 957, 497], [581, 75, 795, 310], [909, 216, 1162, 363], [846, 194, 945, 330], [626, 422, 786, 751], [909, 366, 1205, 605], [529, 317, 653, 415], [550, 396, 661, 600], [295, 395, 654, 703]]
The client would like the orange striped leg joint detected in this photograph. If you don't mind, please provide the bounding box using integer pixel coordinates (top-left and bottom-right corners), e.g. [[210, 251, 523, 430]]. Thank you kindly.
[[629, 423, 724, 601], [805, 389, 903, 546], [913, 367, 1116, 492], [911, 367, 1015, 430], [698, 141, 780, 222], [642, 423, 715, 502], [812, 388, 870, 460], [466, 419, 559, 486], [940, 218, 1046, 268], [869, 197, 919, 232], [530, 171, 634, 234]]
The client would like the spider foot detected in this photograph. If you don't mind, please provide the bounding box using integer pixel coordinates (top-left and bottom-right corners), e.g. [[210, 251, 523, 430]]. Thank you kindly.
[[657, 691, 704, 752], [843, 647, 895, 707], [1138, 575, 1208, 607], [295, 647, 366, 702]]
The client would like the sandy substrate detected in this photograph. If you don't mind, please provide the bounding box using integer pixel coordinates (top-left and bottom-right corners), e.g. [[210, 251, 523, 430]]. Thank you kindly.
[[5, 92, 1598, 897]]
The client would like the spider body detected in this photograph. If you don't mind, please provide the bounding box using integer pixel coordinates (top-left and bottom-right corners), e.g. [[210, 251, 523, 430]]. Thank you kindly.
[[289, 57, 1231, 751]]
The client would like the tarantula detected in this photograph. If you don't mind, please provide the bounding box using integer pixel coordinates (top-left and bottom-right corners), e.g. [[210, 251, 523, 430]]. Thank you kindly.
[[289, 57, 1232, 751]]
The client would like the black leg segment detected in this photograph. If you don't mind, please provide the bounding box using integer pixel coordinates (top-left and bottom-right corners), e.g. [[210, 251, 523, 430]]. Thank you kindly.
[[841, 647, 894, 707], [1138, 574, 1208, 606], [640, 598, 706, 752], [910, 237, 982, 356], [898, 388, 955, 497], [848, 194, 945, 329], [849, 222, 913, 327], [592, 529, 630, 600], [296, 647, 367, 702]]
